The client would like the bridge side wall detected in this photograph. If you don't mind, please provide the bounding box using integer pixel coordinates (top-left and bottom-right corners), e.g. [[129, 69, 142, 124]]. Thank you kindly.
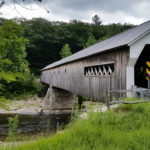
[[41, 47, 129, 101]]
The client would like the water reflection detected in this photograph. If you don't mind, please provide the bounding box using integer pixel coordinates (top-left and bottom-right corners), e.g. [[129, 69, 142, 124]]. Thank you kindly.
[[0, 112, 71, 141]]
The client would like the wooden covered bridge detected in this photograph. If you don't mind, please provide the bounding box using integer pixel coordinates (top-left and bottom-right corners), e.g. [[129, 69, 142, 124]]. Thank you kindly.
[[41, 20, 150, 110]]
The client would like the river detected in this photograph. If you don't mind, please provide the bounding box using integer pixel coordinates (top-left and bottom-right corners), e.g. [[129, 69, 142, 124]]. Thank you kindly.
[[0, 111, 72, 141]]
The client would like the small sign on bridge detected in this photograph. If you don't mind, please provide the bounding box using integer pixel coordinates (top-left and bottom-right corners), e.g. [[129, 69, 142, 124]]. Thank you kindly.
[[146, 61, 150, 88]]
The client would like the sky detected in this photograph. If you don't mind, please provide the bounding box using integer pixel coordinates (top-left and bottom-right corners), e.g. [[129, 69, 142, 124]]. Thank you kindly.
[[0, 0, 149, 25]]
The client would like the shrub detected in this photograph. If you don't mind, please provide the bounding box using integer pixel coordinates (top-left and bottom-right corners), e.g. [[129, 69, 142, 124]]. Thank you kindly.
[[2, 74, 46, 99], [77, 95, 88, 108]]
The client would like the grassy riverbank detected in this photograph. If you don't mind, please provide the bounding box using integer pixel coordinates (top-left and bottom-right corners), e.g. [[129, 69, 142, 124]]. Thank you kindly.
[[2, 103, 150, 150]]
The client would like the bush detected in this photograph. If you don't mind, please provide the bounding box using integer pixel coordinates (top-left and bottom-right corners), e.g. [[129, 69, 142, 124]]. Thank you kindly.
[[2, 74, 46, 99], [77, 95, 89, 108]]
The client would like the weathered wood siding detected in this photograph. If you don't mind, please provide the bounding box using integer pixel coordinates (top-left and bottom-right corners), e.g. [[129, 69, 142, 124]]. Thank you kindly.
[[41, 47, 129, 101]]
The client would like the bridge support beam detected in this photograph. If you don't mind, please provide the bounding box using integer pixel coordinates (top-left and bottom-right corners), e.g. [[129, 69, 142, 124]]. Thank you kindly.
[[43, 86, 76, 110]]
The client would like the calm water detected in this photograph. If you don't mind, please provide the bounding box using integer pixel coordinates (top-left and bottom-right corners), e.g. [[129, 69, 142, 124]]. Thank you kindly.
[[0, 112, 71, 141]]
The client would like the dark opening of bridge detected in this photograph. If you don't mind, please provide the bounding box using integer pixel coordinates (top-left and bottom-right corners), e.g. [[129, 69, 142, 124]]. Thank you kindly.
[[134, 44, 150, 88]]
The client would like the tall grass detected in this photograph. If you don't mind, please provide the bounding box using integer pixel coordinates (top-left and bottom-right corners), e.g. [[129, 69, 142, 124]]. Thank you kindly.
[[7, 115, 19, 142], [2, 103, 150, 150]]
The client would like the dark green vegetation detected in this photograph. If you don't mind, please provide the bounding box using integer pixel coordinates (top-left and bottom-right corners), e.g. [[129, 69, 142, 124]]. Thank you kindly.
[[0, 19, 44, 100], [3, 103, 150, 150], [22, 18, 134, 74], [0, 16, 133, 99]]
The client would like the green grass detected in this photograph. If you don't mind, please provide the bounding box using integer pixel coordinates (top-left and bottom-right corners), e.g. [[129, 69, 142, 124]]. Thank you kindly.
[[2, 103, 150, 150]]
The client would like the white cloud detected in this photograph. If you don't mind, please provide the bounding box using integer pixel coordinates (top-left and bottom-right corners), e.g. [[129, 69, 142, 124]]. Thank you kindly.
[[87, 10, 145, 25], [0, 0, 149, 25], [132, 1, 150, 17]]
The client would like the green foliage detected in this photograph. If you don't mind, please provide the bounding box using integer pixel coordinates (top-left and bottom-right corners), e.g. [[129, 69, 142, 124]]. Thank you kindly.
[[24, 18, 134, 74], [17, 75, 43, 97], [22, 18, 61, 74], [21, 18, 134, 74], [0, 19, 43, 99], [60, 44, 72, 58], [0, 17, 134, 98], [84, 34, 97, 48], [0, 20, 29, 97], [102, 23, 134, 38], [2, 75, 44, 99], [77, 95, 88, 108], [3, 103, 150, 150], [7, 115, 19, 142], [0, 20, 29, 74]]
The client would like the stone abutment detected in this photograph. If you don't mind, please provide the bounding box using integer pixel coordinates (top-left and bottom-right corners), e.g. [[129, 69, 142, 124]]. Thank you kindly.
[[43, 86, 76, 110]]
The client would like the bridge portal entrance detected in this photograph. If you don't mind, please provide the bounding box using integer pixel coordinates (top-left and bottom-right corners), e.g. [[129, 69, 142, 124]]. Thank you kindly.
[[134, 45, 150, 88]]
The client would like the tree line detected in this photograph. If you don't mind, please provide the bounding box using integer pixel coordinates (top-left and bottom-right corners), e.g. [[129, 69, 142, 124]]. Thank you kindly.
[[21, 17, 134, 74]]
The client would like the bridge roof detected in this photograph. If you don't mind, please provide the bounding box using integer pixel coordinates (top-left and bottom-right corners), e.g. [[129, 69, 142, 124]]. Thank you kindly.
[[42, 20, 150, 71]]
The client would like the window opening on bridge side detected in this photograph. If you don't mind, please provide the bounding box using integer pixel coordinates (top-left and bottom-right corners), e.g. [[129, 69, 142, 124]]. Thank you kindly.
[[84, 63, 114, 76]]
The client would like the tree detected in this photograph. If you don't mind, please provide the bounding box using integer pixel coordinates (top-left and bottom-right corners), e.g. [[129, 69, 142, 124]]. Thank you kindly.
[[22, 18, 59, 74], [92, 15, 102, 25], [60, 44, 72, 59], [85, 34, 97, 48], [0, 20, 29, 73], [22, 18, 92, 74], [0, 20, 29, 95]]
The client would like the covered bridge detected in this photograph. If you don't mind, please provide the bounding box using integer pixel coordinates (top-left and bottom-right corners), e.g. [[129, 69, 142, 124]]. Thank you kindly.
[[41, 20, 150, 109]]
